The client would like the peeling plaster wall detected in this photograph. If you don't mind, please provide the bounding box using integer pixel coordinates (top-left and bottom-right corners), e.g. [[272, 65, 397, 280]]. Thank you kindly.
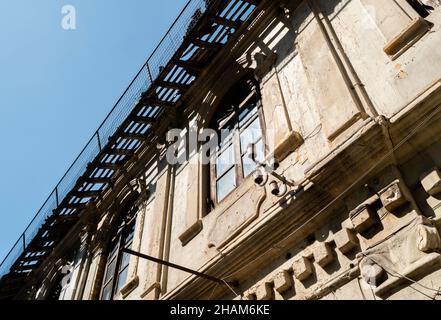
[[139, 0, 441, 300], [28, 0, 441, 301]]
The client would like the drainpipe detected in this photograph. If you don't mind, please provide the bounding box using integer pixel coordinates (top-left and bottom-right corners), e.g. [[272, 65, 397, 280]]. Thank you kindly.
[[308, 0, 379, 119]]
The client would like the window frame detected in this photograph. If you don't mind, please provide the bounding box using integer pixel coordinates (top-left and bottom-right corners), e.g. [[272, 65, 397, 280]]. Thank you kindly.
[[209, 88, 267, 206], [405, 0, 433, 17], [100, 214, 137, 300]]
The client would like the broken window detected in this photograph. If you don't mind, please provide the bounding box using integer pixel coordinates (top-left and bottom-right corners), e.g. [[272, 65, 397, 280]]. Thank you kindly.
[[209, 75, 266, 205]]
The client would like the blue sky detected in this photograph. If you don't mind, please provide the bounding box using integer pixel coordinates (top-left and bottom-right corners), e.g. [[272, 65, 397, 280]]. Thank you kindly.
[[0, 0, 187, 262]]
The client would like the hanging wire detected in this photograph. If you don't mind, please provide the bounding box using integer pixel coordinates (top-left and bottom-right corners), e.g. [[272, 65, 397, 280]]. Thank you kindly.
[[361, 253, 441, 300]]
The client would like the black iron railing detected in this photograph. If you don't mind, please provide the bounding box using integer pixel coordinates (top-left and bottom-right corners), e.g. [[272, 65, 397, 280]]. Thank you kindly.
[[0, 0, 217, 279]]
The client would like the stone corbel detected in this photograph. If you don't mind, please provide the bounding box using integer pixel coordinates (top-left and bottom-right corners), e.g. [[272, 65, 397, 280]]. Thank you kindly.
[[292, 256, 314, 281], [178, 221, 203, 246], [383, 17, 431, 57], [420, 168, 441, 196], [334, 228, 359, 254], [379, 181, 409, 212], [120, 276, 139, 299], [416, 217, 441, 253], [272, 131, 304, 164], [313, 242, 334, 268], [349, 202, 378, 234], [253, 52, 278, 81], [272, 270, 294, 294], [255, 282, 274, 301], [141, 282, 161, 300], [359, 256, 386, 287], [357, 216, 441, 297]]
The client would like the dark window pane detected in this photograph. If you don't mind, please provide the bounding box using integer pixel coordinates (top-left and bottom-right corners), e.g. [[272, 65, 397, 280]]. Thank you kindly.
[[240, 118, 262, 154], [216, 168, 236, 202]]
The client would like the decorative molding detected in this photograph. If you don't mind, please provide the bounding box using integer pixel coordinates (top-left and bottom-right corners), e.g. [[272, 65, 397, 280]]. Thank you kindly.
[[207, 181, 266, 249]]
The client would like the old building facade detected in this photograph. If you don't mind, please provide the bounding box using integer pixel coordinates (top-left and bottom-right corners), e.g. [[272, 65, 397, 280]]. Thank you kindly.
[[1, 0, 441, 300]]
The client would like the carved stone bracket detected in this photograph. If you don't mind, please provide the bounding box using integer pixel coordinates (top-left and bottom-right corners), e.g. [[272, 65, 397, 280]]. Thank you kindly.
[[272, 270, 294, 294], [255, 282, 274, 301], [356, 216, 441, 297], [292, 256, 314, 281], [379, 182, 408, 212], [420, 168, 441, 196], [349, 203, 378, 233], [313, 242, 334, 268], [416, 217, 441, 253], [334, 228, 359, 254], [253, 52, 278, 80], [178, 221, 203, 246], [359, 257, 386, 287]]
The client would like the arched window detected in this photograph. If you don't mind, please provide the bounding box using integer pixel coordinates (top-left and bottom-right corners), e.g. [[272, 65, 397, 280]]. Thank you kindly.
[[100, 204, 137, 300], [209, 75, 266, 205]]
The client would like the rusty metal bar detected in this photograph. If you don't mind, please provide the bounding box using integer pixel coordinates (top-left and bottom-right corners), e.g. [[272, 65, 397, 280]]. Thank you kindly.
[[122, 248, 231, 286]]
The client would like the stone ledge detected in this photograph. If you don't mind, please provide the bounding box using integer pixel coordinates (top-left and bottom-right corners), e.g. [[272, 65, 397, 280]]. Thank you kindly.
[[120, 275, 139, 299], [384, 17, 431, 57], [273, 131, 304, 163], [178, 221, 203, 246], [375, 253, 441, 298]]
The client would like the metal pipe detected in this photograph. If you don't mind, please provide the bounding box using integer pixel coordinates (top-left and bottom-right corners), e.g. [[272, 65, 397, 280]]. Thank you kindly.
[[122, 248, 231, 286]]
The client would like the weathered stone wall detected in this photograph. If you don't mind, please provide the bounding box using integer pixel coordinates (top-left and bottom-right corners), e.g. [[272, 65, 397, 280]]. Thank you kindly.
[[27, 0, 441, 300]]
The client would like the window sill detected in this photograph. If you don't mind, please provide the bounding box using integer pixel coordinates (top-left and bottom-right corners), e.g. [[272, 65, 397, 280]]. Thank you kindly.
[[207, 176, 266, 249], [273, 131, 304, 162], [120, 275, 139, 299], [178, 220, 203, 246], [384, 17, 432, 59]]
